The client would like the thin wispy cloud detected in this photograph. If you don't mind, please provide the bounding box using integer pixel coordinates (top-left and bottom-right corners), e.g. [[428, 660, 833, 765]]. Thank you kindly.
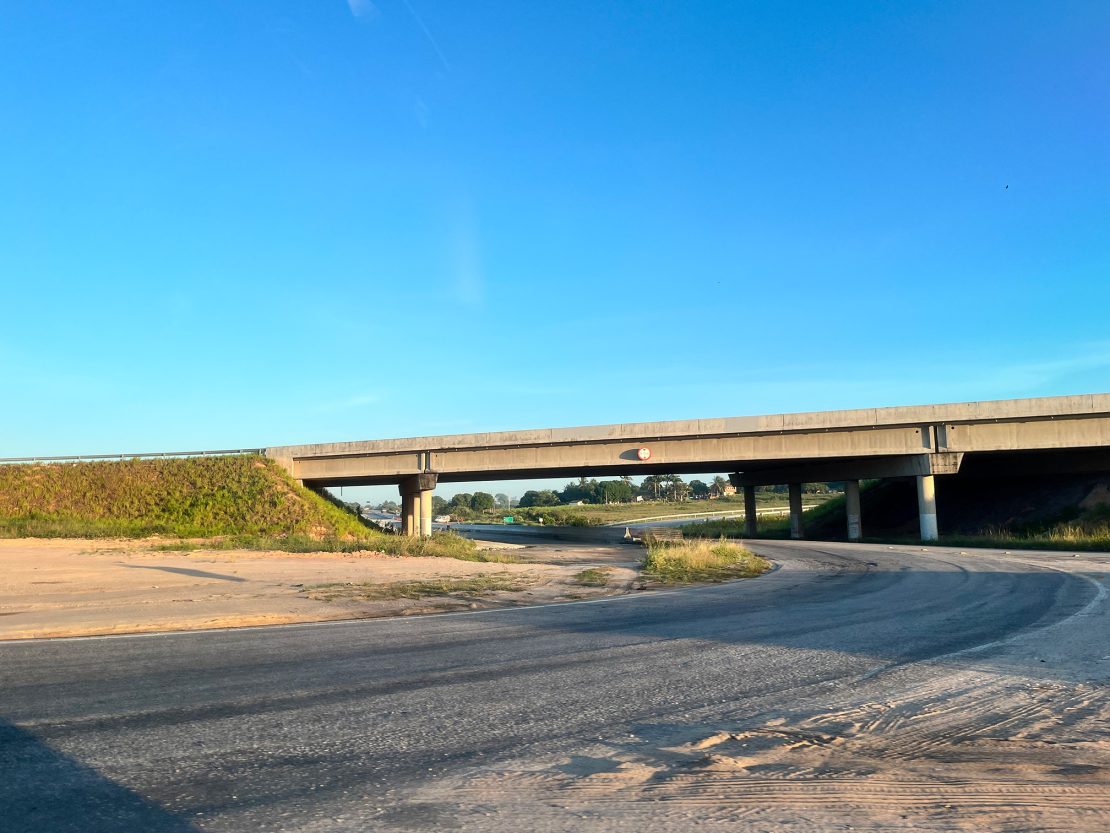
[[401, 0, 451, 72], [449, 201, 484, 307], [345, 0, 380, 21], [315, 392, 383, 414], [413, 96, 430, 128], [488, 340, 1110, 419], [986, 346, 1110, 392]]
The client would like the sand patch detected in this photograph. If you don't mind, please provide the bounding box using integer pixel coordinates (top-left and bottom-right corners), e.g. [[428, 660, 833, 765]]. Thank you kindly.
[[410, 560, 1110, 831], [0, 538, 643, 639]]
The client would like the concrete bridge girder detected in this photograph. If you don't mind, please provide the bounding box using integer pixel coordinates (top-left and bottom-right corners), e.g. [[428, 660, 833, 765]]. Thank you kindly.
[[727, 452, 964, 488], [277, 416, 1110, 488], [269, 393, 1110, 465], [288, 426, 943, 486], [265, 395, 1110, 541]]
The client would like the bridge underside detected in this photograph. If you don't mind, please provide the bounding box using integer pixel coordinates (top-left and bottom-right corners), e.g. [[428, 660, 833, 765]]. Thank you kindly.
[[297, 456, 907, 488], [267, 395, 1110, 539], [297, 453, 943, 488], [298, 448, 1110, 542], [297, 448, 1110, 488]]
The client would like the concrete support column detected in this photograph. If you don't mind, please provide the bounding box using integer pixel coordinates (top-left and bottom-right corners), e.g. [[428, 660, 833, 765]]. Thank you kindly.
[[399, 472, 439, 538], [411, 491, 423, 537], [788, 483, 804, 540], [399, 491, 417, 536], [419, 488, 433, 538], [743, 484, 758, 538], [917, 474, 939, 541], [845, 479, 862, 541]]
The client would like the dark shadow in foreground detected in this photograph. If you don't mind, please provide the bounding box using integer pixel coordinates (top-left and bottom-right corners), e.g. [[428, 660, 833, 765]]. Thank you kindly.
[[0, 720, 199, 833]]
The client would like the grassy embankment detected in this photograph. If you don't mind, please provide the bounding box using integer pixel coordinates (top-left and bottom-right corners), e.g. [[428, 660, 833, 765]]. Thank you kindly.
[[682, 479, 1110, 552], [641, 539, 771, 583], [681, 496, 847, 540], [0, 455, 497, 560], [933, 524, 1110, 551]]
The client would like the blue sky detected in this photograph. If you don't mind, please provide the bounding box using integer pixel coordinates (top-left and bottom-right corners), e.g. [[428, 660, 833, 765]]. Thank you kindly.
[[2, 2, 1109, 502]]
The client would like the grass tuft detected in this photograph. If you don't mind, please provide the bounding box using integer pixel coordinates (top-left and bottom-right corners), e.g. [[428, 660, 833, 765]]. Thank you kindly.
[[641, 539, 771, 584], [470, 551, 524, 563], [304, 574, 530, 602], [573, 567, 612, 587]]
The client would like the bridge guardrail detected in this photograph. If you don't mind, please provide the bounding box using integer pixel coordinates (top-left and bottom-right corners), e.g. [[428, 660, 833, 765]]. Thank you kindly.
[[601, 504, 819, 526]]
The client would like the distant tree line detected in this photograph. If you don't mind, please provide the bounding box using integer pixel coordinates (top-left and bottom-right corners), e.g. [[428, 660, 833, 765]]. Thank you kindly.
[[369, 477, 838, 517], [372, 492, 513, 519], [754, 483, 835, 494], [519, 474, 744, 507], [427, 491, 513, 520]]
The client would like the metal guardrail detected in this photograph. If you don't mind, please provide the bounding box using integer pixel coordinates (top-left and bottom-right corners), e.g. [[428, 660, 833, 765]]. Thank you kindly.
[[601, 504, 819, 526], [637, 527, 684, 543], [0, 449, 266, 464]]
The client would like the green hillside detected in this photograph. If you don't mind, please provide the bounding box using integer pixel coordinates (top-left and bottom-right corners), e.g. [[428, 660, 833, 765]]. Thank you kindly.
[[0, 454, 370, 539]]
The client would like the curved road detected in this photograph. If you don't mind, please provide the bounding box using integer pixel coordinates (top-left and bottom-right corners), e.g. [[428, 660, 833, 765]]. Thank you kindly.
[[1, 541, 1107, 831]]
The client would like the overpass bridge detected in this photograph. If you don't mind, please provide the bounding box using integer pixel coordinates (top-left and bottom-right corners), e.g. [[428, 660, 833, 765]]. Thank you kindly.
[[266, 393, 1110, 541]]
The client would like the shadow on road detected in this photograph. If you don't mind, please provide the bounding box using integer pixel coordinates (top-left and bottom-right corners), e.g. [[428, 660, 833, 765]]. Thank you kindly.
[[0, 719, 199, 833], [117, 563, 248, 582]]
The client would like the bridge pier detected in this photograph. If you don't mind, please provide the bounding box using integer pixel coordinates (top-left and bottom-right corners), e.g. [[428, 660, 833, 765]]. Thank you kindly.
[[400, 491, 417, 537], [788, 483, 804, 539], [420, 487, 433, 537], [917, 474, 939, 541], [398, 473, 438, 537], [845, 479, 862, 541], [743, 484, 757, 537]]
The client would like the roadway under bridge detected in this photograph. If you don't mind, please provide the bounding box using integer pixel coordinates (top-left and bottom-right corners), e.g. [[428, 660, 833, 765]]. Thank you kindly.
[[266, 393, 1110, 541]]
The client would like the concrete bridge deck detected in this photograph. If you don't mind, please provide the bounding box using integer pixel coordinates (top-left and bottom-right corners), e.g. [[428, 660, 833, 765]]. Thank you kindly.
[[266, 393, 1110, 541]]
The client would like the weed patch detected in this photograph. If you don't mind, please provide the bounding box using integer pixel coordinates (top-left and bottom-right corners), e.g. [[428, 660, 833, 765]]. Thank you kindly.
[[305, 574, 531, 602], [642, 539, 770, 583], [933, 522, 1110, 552], [573, 567, 612, 587], [149, 531, 513, 562]]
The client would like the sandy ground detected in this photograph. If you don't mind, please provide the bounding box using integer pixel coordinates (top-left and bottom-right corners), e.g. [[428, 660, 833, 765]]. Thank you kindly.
[[0, 538, 644, 639]]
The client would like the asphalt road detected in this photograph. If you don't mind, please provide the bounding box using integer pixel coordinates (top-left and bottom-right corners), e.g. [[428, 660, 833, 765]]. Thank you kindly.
[[0, 540, 1104, 832]]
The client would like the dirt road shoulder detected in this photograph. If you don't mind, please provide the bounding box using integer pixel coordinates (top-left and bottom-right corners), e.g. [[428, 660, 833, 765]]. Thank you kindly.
[[0, 537, 648, 639]]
